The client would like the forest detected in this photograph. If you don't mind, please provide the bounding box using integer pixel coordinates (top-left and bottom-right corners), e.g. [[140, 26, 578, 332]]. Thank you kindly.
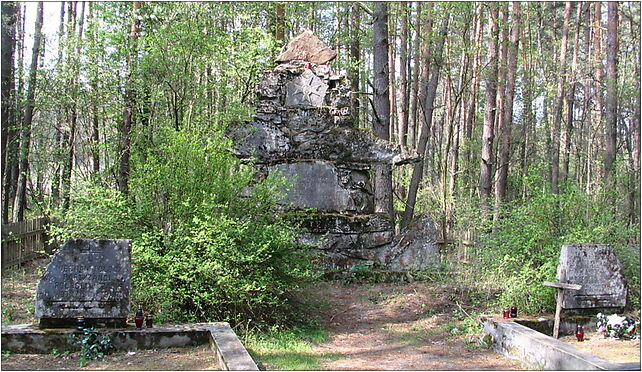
[[1, 1, 640, 327]]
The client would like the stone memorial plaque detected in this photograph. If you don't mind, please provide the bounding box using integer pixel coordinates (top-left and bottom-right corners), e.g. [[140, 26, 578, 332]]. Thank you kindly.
[[557, 244, 627, 309], [285, 70, 328, 108], [35, 238, 131, 328]]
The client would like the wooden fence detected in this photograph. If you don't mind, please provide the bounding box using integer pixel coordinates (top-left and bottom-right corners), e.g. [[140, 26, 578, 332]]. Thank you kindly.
[[1, 217, 50, 269]]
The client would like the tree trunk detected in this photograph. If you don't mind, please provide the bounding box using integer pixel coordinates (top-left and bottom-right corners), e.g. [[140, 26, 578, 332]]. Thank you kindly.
[[50, 1, 65, 207], [89, 2, 100, 174], [1, 1, 17, 223], [494, 2, 521, 218], [387, 4, 397, 142], [397, 2, 409, 147], [274, 3, 285, 43], [118, 1, 141, 195], [416, 3, 433, 150], [604, 2, 618, 187], [350, 2, 361, 128], [463, 4, 483, 197], [562, 3, 582, 183], [62, 1, 85, 209], [632, 16, 641, 224], [6, 4, 24, 219], [592, 2, 604, 184], [550, 1, 571, 194], [401, 11, 450, 229], [408, 2, 421, 149], [520, 6, 534, 197], [479, 3, 499, 207], [373, 2, 394, 222], [12, 2, 43, 222]]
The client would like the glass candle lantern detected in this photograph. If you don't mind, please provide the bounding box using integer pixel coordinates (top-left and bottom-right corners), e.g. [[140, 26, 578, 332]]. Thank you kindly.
[[502, 308, 510, 319], [576, 324, 584, 342], [146, 315, 153, 328], [135, 308, 144, 329], [510, 306, 518, 318]]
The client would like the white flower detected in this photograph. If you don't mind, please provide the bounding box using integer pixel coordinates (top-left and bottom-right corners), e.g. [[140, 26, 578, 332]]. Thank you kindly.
[[606, 314, 627, 326]]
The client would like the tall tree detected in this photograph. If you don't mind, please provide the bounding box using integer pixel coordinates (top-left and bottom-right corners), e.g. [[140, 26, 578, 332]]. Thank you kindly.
[[414, 2, 434, 150], [89, 2, 100, 174], [561, 4, 583, 183], [479, 3, 499, 207], [632, 14, 641, 224], [401, 10, 450, 229], [387, 3, 397, 142], [1, 1, 18, 223], [50, 1, 66, 207], [118, 1, 141, 195], [350, 2, 361, 128], [373, 2, 394, 221], [13, 1, 43, 221], [550, 1, 571, 194], [494, 2, 521, 213], [592, 2, 604, 188], [274, 3, 285, 43], [604, 1, 618, 187], [397, 2, 409, 147], [61, 1, 86, 209], [407, 2, 421, 150]]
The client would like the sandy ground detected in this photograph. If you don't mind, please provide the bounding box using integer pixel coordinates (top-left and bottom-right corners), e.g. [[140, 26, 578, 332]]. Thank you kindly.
[[560, 332, 641, 363], [307, 281, 527, 370], [0, 345, 219, 370]]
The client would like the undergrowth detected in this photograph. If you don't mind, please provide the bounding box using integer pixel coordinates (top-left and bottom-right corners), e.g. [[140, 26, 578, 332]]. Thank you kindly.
[[243, 323, 339, 370]]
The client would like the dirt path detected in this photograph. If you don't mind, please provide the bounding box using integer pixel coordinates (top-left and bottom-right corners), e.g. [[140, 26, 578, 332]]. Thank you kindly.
[[309, 281, 526, 370]]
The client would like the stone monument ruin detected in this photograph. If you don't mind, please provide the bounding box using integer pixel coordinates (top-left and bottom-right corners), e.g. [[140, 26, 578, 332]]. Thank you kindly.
[[557, 244, 627, 310], [228, 31, 439, 273], [35, 238, 132, 328]]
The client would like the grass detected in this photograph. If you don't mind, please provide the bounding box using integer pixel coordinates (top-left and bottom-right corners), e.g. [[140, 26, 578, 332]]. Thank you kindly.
[[1, 257, 48, 325], [382, 322, 440, 346], [244, 326, 340, 370]]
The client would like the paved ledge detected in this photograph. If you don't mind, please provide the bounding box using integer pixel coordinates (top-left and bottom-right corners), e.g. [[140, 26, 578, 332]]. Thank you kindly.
[[481, 316, 640, 370], [205, 323, 259, 371], [1, 322, 258, 371]]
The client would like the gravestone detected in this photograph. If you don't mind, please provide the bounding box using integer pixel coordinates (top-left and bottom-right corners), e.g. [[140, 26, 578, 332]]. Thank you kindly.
[[35, 238, 131, 328], [557, 244, 627, 309]]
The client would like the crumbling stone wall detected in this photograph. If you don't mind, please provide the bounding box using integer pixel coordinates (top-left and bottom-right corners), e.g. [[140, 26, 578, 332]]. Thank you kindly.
[[228, 31, 439, 273]]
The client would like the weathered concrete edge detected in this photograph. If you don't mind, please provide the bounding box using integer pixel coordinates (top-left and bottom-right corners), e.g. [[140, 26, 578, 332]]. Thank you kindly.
[[1, 322, 258, 371], [205, 323, 259, 371], [481, 317, 634, 370]]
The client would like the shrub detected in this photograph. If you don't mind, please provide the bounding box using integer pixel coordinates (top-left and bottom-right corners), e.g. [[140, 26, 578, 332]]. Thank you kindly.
[[53, 129, 316, 326], [460, 178, 639, 314]]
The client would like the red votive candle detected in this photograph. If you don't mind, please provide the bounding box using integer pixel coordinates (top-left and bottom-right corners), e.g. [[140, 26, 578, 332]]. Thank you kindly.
[[576, 324, 584, 342]]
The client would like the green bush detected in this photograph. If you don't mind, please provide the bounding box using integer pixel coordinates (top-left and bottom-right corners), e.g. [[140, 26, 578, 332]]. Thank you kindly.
[[459, 173, 640, 314], [52, 129, 316, 326]]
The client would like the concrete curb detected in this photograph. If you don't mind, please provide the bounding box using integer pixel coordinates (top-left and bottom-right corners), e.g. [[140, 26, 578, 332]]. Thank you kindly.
[[205, 323, 259, 371], [481, 317, 640, 370], [1, 322, 258, 371]]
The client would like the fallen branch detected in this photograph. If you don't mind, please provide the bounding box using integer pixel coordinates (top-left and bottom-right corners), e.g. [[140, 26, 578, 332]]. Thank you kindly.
[[329, 305, 355, 322], [455, 301, 482, 325]]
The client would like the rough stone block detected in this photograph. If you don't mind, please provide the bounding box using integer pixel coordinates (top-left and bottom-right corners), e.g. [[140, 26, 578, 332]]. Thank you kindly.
[[275, 30, 337, 64], [301, 214, 393, 234], [558, 244, 627, 309], [285, 70, 328, 108], [35, 239, 131, 327], [270, 161, 373, 214], [379, 214, 440, 271]]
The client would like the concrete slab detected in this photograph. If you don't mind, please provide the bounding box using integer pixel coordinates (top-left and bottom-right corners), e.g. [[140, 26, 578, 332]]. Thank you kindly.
[[481, 316, 640, 370], [1, 322, 258, 371]]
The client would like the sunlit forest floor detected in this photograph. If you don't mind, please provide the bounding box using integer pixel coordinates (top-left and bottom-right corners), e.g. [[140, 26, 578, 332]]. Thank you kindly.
[[302, 281, 525, 370], [2, 259, 638, 370]]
